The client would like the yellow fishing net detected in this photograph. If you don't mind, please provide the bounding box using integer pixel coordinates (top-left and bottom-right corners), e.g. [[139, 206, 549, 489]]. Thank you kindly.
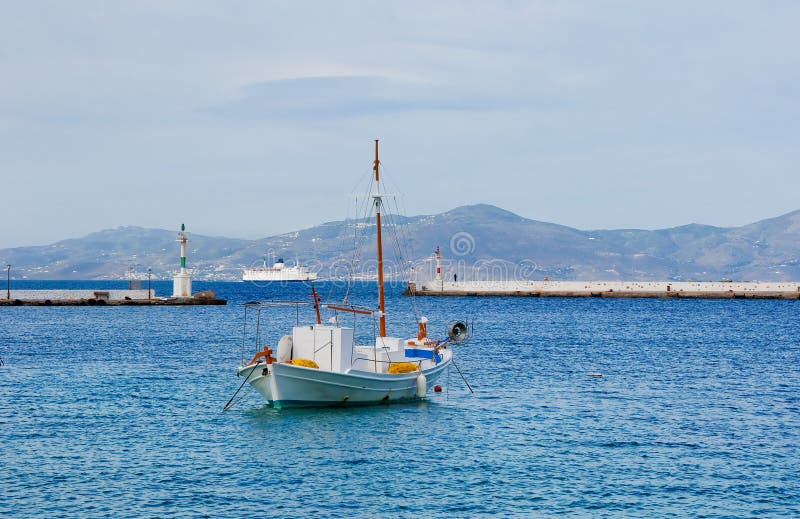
[[388, 362, 419, 374], [289, 358, 319, 369]]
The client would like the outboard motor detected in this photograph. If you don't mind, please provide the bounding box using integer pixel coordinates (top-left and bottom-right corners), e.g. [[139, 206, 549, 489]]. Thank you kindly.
[[447, 321, 469, 343]]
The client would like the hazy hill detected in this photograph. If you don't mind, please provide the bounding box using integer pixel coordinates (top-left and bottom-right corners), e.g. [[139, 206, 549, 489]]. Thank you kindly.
[[1, 205, 799, 281], [0, 227, 250, 280]]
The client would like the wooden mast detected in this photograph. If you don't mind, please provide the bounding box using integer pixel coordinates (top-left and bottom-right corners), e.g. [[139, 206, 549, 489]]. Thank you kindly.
[[311, 286, 321, 325], [373, 139, 387, 337]]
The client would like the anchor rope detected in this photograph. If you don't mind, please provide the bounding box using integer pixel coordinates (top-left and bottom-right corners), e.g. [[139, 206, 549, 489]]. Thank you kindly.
[[222, 361, 263, 411], [450, 355, 474, 394]]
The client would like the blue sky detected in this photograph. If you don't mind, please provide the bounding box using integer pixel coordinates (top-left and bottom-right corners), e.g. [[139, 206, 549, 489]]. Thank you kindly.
[[1, 1, 799, 248]]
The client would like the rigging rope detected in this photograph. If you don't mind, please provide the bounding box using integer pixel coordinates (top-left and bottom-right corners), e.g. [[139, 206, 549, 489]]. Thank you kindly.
[[344, 169, 375, 305], [378, 163, 420, 321], [343, 156, 423, 323]]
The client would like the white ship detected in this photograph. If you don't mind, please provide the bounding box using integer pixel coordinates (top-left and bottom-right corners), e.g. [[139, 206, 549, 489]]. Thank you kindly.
[[242, 258, 318, 282]]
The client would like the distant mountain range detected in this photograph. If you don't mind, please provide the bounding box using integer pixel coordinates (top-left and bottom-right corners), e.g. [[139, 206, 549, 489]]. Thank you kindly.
[[2, 204, 800, 281]]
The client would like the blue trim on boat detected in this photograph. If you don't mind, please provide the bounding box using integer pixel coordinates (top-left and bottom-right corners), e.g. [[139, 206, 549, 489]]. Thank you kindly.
[[404, 348, 441, 362]]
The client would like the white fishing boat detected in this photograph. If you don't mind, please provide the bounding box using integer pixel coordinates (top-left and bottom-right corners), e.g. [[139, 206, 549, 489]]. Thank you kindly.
[[242, 257, 318, 282], [228, 141, 469, 409]]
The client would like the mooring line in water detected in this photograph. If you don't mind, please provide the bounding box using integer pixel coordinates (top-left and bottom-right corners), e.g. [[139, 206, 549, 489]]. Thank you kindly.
[[450, 357, 474, 394], [223, 361, 262, 412], [225, 390, 251, 411]]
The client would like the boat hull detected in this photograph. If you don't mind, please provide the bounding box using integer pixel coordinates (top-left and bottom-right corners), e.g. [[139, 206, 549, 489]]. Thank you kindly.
[[239, 354, 451, 408]]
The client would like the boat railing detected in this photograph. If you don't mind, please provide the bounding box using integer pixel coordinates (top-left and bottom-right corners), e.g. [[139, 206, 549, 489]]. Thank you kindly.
[[351, 356, 425, 374], [243, 300, 313, 307], [241, 300, 314, 365]]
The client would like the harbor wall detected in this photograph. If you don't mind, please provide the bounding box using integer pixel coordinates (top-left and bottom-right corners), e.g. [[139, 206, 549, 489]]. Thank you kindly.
[[4, 289, 153, 301], [0, 289, 226, 306], [407, 280, 800, 299]]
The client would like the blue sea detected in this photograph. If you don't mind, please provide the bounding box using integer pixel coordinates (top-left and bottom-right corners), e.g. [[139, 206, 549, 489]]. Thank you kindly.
[[2, 280, 799, 517]]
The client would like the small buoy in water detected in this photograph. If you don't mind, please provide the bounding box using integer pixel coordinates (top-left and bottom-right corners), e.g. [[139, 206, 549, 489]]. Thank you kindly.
[[434, 385, 442, 392], [416, 373, 427, 398], [588, 372, 603, 378]]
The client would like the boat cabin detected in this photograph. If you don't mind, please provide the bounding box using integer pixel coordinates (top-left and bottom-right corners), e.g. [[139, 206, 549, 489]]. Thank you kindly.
[[285, 324, 439, 375]]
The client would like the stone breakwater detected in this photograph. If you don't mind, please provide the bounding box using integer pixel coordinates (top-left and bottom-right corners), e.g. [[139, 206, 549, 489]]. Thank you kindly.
[[405, 281, 800, 299], [4, 290, 153, 301], [0, 289, 226, 306]]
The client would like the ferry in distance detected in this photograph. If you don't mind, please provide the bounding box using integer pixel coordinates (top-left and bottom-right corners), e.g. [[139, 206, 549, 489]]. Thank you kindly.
[[243, 257, 318, 282]]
